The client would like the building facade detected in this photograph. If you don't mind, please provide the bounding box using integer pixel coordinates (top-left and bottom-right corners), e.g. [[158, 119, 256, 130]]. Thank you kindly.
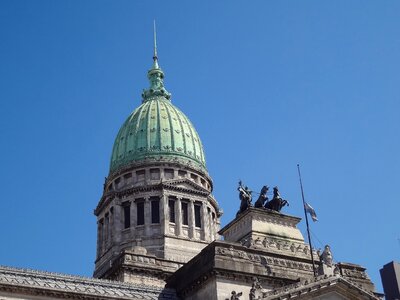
[[380, 261, 400, 300], [0, 41, 383, 300]]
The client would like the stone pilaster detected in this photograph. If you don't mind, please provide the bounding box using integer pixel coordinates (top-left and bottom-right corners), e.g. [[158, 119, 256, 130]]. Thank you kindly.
[[144, 197, 151, 236], [114, 202, 122, 244], [96, 221, 101, 258], [107, 213, 112, 246], [188, 200, 195, 239], [109, 208, 114, 244], [176, 197, 182, 237], [160, 194, 166, 234], [201, 203, 208, 241], [130, 200, 137, 229], [101, 218, 106, 255], [162, 194, 169, 235]]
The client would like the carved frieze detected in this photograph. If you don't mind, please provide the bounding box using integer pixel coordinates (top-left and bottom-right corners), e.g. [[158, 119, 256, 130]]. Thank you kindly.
[[214, 245, 314, 274]]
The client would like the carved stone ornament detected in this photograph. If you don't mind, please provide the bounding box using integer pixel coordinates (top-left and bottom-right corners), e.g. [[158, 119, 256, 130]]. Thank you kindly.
[[321, 245, 333, 267], [237, 180, 252, 216], [249, 277, 263, 300]]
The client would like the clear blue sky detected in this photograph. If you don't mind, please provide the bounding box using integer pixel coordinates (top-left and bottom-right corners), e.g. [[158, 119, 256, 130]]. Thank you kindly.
[[0, 0, 399, 293]]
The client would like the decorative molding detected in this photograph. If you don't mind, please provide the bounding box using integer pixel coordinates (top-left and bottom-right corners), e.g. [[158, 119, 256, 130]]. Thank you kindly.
[[214, 246, 315, 273]]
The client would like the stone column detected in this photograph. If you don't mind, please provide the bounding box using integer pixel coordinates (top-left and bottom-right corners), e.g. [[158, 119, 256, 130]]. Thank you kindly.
[[101, 218, 105, 255], [105, 213, 109, 247], [109, 208, 114, 244], [189, 200, 195, 239], [144, 197, 151, 236], [160, 194, 165, 235], [130, 199, 137, 237], [201, 204, 208, 241], [96, 220, 101, 258], [114, 201, 123, 244], [162, 194, 169, 235], [176, 197, 182, 237], [209, 209, 214, 241]]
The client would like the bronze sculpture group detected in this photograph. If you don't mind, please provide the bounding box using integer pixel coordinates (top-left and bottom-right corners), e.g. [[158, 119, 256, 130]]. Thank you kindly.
[[237, 181, 289, 217]]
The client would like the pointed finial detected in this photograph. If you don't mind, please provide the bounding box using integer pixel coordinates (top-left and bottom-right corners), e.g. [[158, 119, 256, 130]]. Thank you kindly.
[[152, 20, 159, 68], [142, 20, 171, 102]]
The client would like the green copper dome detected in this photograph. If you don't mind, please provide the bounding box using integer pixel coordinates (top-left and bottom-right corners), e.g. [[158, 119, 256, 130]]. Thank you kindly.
[[109, 49, 206, 173]]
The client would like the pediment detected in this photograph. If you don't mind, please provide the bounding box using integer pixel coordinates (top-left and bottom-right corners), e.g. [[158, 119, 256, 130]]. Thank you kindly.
[[162, 178, 209, 195]]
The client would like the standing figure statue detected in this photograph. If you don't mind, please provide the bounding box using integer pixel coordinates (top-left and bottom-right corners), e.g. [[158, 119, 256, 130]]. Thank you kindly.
[[320, 245, 333, 267], [264, 186, 289, 212], [237, 180, 252, 217], [254, 185, 269, 208]]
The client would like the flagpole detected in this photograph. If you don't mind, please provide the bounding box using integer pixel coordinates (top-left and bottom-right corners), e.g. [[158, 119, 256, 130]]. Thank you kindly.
[[297, 164, 317, 277]]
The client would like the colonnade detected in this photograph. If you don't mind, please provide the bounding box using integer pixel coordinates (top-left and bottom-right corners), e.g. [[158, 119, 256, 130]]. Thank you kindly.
[[96, 194, 217, 259]]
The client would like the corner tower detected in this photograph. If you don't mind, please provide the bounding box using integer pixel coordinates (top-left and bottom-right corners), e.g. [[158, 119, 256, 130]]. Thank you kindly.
[[93, 30, 221, 286]]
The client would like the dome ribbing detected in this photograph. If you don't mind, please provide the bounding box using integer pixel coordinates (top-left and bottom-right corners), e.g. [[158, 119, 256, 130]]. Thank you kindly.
[[109, 42, 206, 173]]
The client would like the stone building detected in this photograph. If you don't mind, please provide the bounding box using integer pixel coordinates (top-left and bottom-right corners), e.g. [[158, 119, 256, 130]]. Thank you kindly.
[[0, 41, 383, 300], [380, 261, 400, 300]]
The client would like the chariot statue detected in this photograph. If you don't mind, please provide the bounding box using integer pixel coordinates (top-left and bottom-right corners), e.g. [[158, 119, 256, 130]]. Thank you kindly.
[[237, 180, 252, 216], [264, 186, 289, 212], [254, 185, 269, 208]]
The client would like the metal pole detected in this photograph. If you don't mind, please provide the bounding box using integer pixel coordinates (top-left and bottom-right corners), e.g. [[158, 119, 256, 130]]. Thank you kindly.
[[297, 164, 317, 277]]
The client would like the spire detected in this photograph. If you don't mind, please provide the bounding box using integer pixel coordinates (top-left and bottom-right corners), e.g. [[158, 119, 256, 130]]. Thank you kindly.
[[141, 21, 171, 102], [152, 20, 159, 69]]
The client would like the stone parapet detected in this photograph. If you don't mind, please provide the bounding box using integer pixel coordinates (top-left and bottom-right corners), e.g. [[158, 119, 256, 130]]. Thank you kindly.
[[219, 207, 304, 244], [94, 248, 184, 287]]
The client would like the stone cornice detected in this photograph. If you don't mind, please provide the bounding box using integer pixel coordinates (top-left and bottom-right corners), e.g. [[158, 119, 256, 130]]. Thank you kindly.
[[0, 265, 177, 299], [94, 249, 182, 280], [107, 159, 213, 188], [95, 179, 216, 215]]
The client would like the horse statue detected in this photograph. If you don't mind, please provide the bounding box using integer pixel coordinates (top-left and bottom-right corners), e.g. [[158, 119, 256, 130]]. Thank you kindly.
[[264, 186, 289, 212], [237, 180, 252, 217], [254, 185, 269, 208]]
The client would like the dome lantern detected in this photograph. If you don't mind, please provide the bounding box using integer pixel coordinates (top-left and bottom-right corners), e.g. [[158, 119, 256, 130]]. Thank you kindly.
[[141, 21, 171, 102]]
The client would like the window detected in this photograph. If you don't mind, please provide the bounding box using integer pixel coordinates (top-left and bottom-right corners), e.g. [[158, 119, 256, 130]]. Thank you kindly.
[[190, 173, 198, 182], [115, 177, 121, 188], [136, 170, 145, 182], [178, 170, 187, 178], [137, 201, 144, 225], [194, 203, 201, 228], [201, 178, 206, 187], [150, 169, 160, 180], [165, 169, 174, 179], [151, 198, 160, 224], [168, 198, 175, 223], [181, 202, 188, 225], [123, 203, 131, 229]]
